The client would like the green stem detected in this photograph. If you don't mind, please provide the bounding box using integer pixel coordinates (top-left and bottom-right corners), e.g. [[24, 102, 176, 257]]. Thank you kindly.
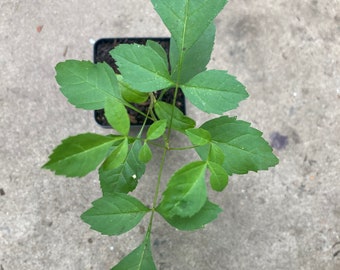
[[146, 146, 168, 234], [145, 3, 189, 244], [148, 141, 199, 151]]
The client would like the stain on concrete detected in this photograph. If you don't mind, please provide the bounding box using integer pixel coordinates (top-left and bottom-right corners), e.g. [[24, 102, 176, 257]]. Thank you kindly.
[[270, 132, 289, 150]]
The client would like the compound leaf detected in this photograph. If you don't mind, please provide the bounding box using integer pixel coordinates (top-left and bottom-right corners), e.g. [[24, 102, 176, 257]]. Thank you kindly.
[[55, 60, 119, 110], [81, 193, 150, 236], [43, 133, 117, 177], [182, 70, 249, 114], [198, 116, 279, 174], [146, 120, 167, 141], [99, 140, 145, 194], [158, 200, 222, 231], [111, 236, 156, 270], [157, 161, 207, 218], [104, 97, 130, 136], [102, 138, 129, 170], [155, 101, 195, 132], [110, 44, 174, 92]]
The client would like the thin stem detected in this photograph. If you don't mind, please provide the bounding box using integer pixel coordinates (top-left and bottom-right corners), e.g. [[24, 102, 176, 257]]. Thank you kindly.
[[148, 141, 199, 151], [147, 146, 168, 234]]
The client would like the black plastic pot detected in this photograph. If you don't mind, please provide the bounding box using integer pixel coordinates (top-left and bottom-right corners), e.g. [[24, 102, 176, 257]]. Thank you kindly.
[[93, 38, 186, 128]]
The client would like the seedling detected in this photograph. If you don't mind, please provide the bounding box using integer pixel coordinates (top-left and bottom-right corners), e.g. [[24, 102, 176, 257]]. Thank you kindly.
[[43, 0, 279, 269]]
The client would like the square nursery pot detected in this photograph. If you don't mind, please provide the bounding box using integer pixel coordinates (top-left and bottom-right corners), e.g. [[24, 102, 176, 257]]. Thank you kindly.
[[93, 38, 186, 128]]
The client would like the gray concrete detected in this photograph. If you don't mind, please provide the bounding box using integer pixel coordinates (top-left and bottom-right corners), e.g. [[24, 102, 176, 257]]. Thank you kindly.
[[1, 0, 339, 269]]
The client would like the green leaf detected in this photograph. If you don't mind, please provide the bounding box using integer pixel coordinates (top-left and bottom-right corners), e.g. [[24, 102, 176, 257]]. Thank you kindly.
[[182, 70, 249, 114], [138, 143, 153, 164], [208, 161, 228, 191], [118, 75, 149, 104], [151, 0, 227, 52], [111, 237, 156, 270], [43, 133, 117, 177], [198, 116, 279, 174], [99, 140, 145, 194], [158, 200, 222, 231], [157, 161, 207, 218], [170, 23, 216, 84], [185, 128, 211, 146], [102, 138, 129, 170], [81, 193, 150, 236], [146, 40, 168, 64], [104, 97, 130, 135], [110, 44, 174, 92], [208, 143, 225, 165], [154, 101, 195, 132], [55, 60, 119, 110], [146, 119, 167, 140]]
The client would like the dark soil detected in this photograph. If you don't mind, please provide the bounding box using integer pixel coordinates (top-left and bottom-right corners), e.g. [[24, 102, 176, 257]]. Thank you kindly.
[[94, 38, 186, 127]]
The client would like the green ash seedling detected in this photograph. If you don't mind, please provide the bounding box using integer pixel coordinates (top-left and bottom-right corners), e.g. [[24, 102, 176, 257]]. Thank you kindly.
[[43, 0, 279, 269]]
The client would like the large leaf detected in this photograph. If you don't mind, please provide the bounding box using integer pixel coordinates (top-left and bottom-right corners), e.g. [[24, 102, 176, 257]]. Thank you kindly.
[[110, 44, 174, 92], [105, 97, 130, 136], [154, 101, 195, 133], [158, 200, 222, 231], [99, 140, 145, 194], [81, 193, 150, 236], [55, 60, 119, 110], [151, 0, 227, 52], [198, 116, 279, 174], [43, 133, 117, 177], [170, 23, 216, 84], [157, 161, 207, 218], [182, 70, 249, 114], [111, 237, 156, 270]]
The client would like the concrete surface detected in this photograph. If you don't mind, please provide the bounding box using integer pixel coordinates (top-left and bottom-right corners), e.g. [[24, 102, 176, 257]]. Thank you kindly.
[[0, 0, 339, 269]]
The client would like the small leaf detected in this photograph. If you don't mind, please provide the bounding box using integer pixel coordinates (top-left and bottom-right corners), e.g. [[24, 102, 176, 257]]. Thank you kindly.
[[198, 116, 279, 174], [146, 40, 168, 64], [110, 44, 174, 92], [118, 75, 149, 103], [158, 200, 222, 231], [182, 70, 249, 114], [208, 161, 229, 191], [185, 128, 211, 146], [111, 237, 156, 270], [146, 119, 167, 140], [99, 140, 145, 194], [102, 138, 129, 170], [105, 97, 130, 136], [55, 60, 119, 110], [43, 133, 117, 177], [154, 101, 195, 132], [157, 161, 207, 218], [208, 143, 225, 165], [81, 193, 150, 236], [138, 143, 153, 163]]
